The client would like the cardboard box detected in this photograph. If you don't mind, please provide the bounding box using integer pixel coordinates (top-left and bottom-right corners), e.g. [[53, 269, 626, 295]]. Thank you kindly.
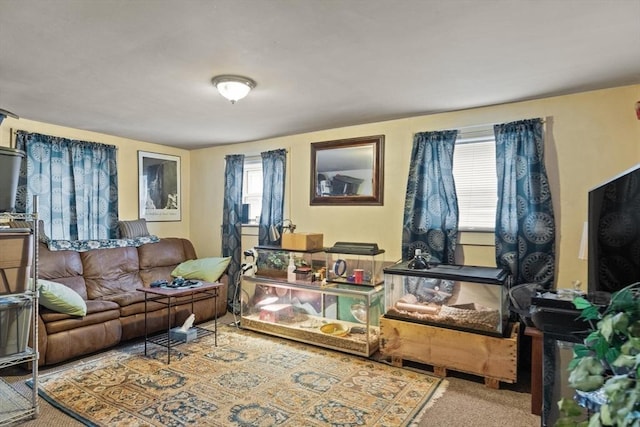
[[281, 233, 323, 251], [0, 231, 33, 294]]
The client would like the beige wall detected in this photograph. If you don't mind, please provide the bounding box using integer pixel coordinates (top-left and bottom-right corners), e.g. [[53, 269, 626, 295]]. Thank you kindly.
[[1, 84, 638, 290], [190, 84, 640, 290], [0, 119, 191, 239]]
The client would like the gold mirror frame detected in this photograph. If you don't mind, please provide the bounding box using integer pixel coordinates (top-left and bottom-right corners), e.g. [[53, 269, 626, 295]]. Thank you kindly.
[[310, 135, 384, 206]]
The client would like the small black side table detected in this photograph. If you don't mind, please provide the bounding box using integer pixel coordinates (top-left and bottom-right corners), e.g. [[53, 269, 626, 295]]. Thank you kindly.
[[137, 282, 222, 364]]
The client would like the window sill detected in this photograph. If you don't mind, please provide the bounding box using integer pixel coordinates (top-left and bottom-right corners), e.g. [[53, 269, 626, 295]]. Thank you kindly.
[[458, 230, 494, 246]]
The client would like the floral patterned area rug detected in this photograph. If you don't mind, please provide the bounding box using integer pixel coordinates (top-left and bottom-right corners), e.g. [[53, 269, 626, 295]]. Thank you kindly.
[[32, 324, 444, 426]]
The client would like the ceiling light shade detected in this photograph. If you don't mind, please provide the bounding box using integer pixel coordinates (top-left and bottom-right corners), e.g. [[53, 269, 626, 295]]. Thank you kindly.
[[211, 75, 256, 104]]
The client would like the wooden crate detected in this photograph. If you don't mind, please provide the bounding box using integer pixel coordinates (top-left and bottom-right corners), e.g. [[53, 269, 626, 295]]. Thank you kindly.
[[379, 317, 518, 388]]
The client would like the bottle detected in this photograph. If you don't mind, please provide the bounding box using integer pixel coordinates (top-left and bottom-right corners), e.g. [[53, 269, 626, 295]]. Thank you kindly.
[[408, 249, 429, 269], [287, 253, 296, 282]]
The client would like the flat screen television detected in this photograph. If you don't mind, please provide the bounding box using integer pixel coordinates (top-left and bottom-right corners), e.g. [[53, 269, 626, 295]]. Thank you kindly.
[[588, 163, 640, 296]]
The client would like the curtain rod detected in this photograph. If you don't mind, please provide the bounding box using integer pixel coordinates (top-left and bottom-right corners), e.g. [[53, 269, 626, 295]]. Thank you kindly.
[[11, 129, 118, 149], [456, 117, 547, 132]]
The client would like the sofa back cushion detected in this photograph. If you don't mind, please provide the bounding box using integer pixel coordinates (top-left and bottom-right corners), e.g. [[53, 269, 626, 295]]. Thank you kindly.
[[81, 246, 144, 299], [137, 238, 197, 285], [38, 242, 88, 299]]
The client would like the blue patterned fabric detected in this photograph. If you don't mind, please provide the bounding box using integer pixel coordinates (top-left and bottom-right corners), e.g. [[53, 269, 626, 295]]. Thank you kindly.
[[494, 119, 555, 288], [222, 154, 244, 312], [15, 131, 118, 240], [402, 130, 459, 264], [46, 235, 160, 252], [258, 149, 287, 246]]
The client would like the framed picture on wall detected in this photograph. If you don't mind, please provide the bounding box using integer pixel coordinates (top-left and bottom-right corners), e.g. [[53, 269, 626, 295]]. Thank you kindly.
[[138, 151, 181, 222], [310, 135, 384, 205]]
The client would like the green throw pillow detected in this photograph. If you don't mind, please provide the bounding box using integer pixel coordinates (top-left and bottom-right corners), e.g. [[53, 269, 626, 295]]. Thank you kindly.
[[37, 279, 87, 316], [171, 257, 231, 283]]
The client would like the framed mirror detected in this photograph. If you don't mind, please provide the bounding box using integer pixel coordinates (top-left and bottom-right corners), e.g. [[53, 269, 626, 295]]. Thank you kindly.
[[310, 135, 384, 205]]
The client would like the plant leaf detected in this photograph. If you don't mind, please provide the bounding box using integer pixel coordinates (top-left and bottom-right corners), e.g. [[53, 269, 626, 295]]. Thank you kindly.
[[600, 316, 614, 341], [574, 296, 593, 310]]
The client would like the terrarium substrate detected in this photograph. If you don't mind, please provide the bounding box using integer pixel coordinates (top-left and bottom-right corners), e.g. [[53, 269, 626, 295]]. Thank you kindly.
[[241, 312, 379, 356]]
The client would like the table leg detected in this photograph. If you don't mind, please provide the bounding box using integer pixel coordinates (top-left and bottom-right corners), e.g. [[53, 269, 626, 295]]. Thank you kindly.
[[144, 293, 148, 356], [167, 296, 172, 364], [525, 327, 542, 416], [214, 289, 218, 346]]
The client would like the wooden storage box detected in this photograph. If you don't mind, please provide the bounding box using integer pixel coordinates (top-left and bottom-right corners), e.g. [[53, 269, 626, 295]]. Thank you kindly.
[[380, 316, 518, 388], [0, 231, 33, 294], [281, 233, 323, 251]]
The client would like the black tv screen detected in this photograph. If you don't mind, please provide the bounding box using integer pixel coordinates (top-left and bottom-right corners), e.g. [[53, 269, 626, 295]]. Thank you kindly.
[[588, 163, 640, 295]]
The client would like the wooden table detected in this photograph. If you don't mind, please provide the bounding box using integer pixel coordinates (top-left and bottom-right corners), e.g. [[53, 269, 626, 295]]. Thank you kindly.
[[137, 282, 222, 364], [525, 326, 543, 416]]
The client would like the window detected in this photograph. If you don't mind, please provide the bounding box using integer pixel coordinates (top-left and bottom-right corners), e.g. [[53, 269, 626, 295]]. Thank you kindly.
[[453, 130, 497, 231], [243, 156, 262, 224]]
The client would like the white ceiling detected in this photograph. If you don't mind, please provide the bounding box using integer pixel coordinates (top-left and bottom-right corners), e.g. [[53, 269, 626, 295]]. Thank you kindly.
[[1, 0, 639, 150]]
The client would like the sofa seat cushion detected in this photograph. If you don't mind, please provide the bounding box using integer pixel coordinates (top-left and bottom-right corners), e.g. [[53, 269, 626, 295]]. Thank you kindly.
[[42, 300, 121, 335], [98, 291, 168, 317], [99, 290, 147, 307]]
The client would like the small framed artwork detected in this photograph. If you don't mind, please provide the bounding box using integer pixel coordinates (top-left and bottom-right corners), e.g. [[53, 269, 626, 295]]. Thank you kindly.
[[310, 135, 384, 205], [138, 151, 181, 222]]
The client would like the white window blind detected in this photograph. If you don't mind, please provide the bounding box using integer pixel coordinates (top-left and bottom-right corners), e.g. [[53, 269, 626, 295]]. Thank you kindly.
[[243, 156, 263, 223], [453, 132, 497, 231]]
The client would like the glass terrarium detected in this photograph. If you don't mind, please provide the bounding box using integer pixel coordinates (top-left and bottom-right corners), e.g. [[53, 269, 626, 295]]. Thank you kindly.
[[383, 261, 512, 337], [325, 243, 385, 286], [240, 276, 384, 356], [254, 245, 325, 282]]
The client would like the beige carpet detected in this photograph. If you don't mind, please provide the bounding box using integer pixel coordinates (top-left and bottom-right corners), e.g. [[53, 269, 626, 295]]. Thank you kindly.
[[6, 314, 540, 426]]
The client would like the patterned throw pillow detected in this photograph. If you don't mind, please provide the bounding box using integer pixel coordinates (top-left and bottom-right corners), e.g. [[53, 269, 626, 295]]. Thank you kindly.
[[118, 219, 150, 238]]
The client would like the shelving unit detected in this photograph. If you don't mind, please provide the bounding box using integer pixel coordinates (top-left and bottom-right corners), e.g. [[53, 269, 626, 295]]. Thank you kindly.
[[0, 204, 39, 425]]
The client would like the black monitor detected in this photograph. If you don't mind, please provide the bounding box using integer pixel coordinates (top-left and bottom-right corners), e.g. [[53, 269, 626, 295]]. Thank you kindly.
[[587, 163, 640, 295]]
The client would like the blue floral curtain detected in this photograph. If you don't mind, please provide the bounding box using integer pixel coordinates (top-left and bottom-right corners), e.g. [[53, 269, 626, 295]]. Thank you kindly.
[[258, 149, 286, 246], [494, 119, 555, 288], [402, 130, 459, 264], [221, 154, 244, 313], [15, 131, 118, 240]]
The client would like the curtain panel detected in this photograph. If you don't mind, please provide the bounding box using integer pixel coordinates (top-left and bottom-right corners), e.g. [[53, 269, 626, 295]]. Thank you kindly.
[[258, 149, 287, 246], [402, 130, 459, 264], [494, 118, 556, 288], [15, 131, 118, 240], [221, 154, 244, 312]]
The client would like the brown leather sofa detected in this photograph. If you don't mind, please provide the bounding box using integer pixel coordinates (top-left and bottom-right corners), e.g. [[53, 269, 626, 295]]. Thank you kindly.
[[35, 237, 228, 366]]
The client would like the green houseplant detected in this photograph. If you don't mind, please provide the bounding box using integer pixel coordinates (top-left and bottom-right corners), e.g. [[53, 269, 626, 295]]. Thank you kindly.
[[559, 282, 640, 427]]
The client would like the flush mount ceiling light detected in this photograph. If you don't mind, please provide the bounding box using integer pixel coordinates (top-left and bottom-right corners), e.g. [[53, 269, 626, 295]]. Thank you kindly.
[[211, 75, 256, 104]]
